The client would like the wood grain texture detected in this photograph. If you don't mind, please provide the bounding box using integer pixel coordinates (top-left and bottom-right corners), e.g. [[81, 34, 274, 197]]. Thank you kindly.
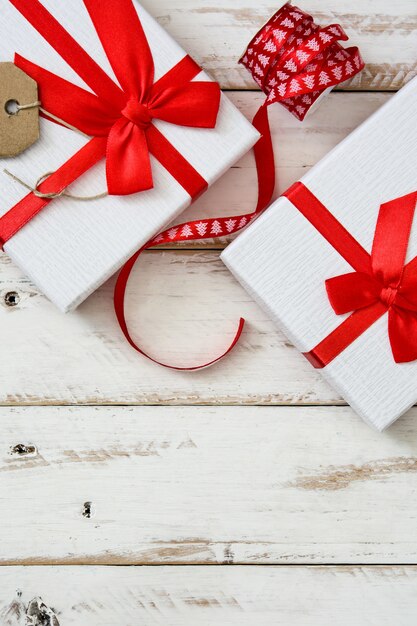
[[0, 405, 416, 565], [141, 0, 417, 90], [0, 249, 337, 405], [1, 566, 417, 625]]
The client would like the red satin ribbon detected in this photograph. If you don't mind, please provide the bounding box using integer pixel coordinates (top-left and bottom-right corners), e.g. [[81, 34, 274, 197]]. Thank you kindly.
[[284, 183, 417, 367]]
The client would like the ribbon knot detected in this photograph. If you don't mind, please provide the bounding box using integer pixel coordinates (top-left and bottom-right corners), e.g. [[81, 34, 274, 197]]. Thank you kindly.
[[380, 285, 398, 308], [122, 99, 152, 129]]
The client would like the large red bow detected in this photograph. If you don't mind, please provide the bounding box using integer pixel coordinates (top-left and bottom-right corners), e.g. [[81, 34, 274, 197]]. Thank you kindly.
[[9, 0, 221, 196], [286, 184, 417, 366]]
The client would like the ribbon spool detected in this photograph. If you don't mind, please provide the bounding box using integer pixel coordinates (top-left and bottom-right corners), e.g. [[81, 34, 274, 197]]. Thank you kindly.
[[240, 2, 364, 121], [115, 2, 365, 370]]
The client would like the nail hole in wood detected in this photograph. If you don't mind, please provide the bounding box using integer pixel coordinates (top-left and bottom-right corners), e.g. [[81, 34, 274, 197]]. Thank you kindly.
[[5, 99, 19, 115], [4, 291, 20, 307], [82, 501, 93, 518], [11, 443, 37, 456], [26, 597, 60, 626]]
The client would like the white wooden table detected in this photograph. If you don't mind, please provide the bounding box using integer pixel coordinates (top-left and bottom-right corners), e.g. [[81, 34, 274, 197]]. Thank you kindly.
[[1, 1, 417, 624]]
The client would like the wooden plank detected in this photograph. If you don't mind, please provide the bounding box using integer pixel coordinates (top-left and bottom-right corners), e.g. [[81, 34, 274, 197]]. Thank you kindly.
[[142, 0, 417, 91], [1, 566, 417, 625], [0, 249, 337, 405], [1, 405, 417, 565]]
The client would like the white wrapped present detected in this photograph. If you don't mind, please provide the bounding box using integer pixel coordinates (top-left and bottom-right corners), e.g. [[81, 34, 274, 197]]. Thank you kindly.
[[222, 78, 417, 430]]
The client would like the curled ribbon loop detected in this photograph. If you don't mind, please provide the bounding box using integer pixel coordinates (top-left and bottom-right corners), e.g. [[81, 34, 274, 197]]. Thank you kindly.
[[284, 183, 417, 367]]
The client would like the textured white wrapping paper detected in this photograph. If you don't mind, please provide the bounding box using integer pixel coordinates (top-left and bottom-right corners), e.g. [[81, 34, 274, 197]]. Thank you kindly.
[[222, 78, 417, 431], [0, 0, 259, 312]]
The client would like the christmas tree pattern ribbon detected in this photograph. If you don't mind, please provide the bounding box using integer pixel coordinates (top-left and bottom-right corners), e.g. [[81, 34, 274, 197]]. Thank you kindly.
[[240, 2, 364, 121]]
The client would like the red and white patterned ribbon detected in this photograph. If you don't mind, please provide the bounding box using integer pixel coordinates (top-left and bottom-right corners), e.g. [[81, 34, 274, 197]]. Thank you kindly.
[[241, 2, 364, 120], [115, 2, 365, 370]]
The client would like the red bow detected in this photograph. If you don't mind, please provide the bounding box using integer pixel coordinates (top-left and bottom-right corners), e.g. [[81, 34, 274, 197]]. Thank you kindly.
[[285, 184, 417, 367], [10, 0, 221, 196], [324, 192, 417, 363], [325, 191, 417, 363]]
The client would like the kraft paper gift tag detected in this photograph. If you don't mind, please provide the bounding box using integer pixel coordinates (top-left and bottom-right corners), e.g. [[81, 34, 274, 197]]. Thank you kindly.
[[0, 62, 39, 157]]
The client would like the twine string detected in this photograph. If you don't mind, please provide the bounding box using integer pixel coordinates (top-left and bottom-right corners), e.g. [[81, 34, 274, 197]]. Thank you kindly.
[[4, 169, 108, 201], [16, 100, 41, 111], [5, 100, 108, 201]]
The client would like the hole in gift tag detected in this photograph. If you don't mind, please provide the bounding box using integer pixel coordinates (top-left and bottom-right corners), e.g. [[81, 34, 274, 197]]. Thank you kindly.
[[4, 291, 20, 307], [4, 99, 19, 115]]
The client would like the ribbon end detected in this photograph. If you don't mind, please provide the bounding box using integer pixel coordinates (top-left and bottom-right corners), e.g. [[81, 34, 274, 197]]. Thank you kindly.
[[303, 350, 326, 369], [107, 180, 154, 196]]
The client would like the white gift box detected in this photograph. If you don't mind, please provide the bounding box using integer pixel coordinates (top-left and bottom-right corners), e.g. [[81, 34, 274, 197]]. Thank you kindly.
[[1, 0, 259, 312], [222, 77, 417, 431]]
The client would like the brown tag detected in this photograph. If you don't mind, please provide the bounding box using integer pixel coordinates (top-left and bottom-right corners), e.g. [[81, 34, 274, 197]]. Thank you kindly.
[[0, 62, 39, 158]]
